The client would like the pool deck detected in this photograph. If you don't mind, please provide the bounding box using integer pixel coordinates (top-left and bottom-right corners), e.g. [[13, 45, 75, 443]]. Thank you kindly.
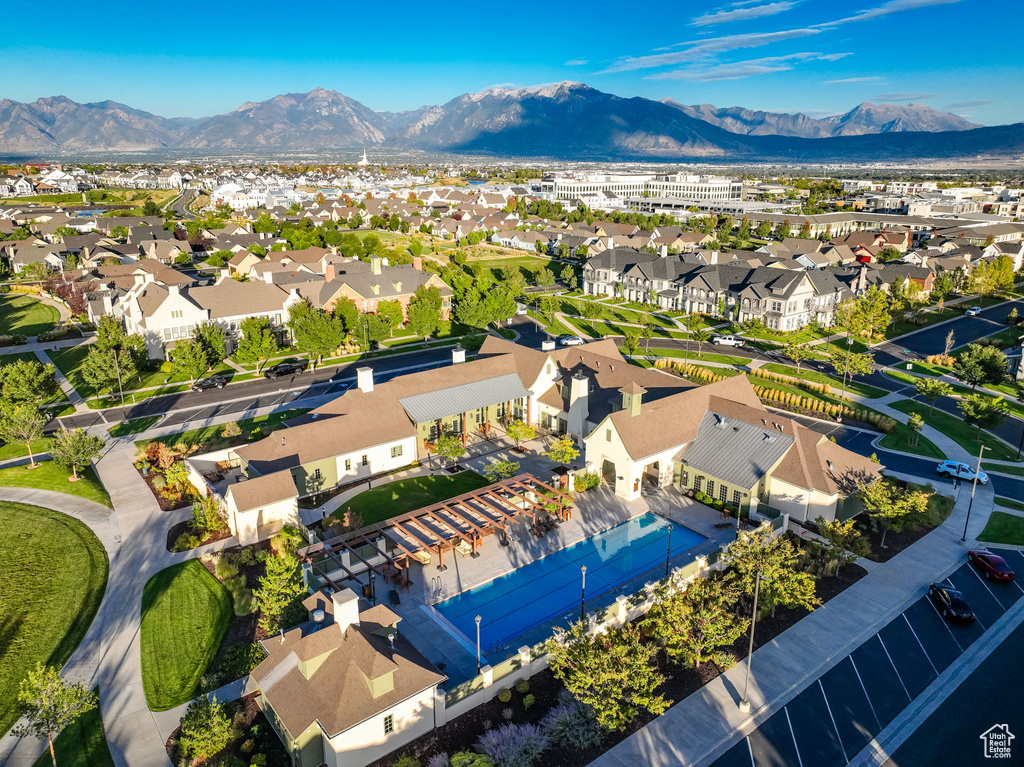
[[387, 483, 736, 688]]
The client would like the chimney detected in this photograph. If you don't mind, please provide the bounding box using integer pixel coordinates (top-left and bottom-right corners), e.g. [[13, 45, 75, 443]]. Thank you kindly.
[[708, 250, 720, 265], [331, 588, 361, 635], [605, 236, 614, 250], [451, 343, 466, 364], [659, 244, 668, 258], [412, 256, 423, 271], [167, 284, 180, 295], [568, 373, 589, 438], [541, 339, 556, 352], [263, 269, 274, 283], [619, 382, 646, 417], [324, 260, 337, 282], [356, 366, 374, 393], [370, 256, 382, 275]]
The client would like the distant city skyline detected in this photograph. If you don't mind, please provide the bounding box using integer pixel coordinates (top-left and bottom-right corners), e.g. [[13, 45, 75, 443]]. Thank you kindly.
[[2, 0, 1020, 126]]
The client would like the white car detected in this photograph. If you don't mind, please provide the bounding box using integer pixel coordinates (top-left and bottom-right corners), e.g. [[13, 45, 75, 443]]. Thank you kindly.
[[965, 307, 982, 316], [936, 460, 988, 484], [712, 334, 745, 347], [515, 304, 529, 315], [558, 335, 585, 346]]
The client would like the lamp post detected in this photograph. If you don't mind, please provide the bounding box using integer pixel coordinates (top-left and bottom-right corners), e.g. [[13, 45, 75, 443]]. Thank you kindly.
[[961, 444, 987, 542], [113, 348, 126, 409], [664, 525, 673, 577], [738, 572, 762, 713], [368, 570, 376, 605], [580, 565, 587, 624], [838, 335, 854, 401], [475, 615, 482, 674]]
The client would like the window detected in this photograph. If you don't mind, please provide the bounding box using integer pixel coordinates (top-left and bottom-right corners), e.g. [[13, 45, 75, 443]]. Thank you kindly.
[[719, 484, 728, 502], [605, 429, 612, 442], [345, 459, 351, 471], [170, 309, 183, 319], [313, 468, 322, 482], [732, 490, 742, 506], [694, 476, 704, 493], [361, 454, 368, 466], [706, 480, 715, 497], [770, 300, 782, 312], [383, 714, 394, 735], [680, 470, 689, 487], [391, 445, 403, 458]]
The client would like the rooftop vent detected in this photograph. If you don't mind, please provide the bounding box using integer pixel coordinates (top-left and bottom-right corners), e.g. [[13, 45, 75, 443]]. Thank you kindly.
[[388, 632, 396, 650], [313, 609, 325, 627], [827, 460, 835, 471]]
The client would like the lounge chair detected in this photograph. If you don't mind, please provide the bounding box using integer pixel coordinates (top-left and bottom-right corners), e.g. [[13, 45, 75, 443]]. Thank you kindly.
[[412, 550, 432, 566], [454, 539, 473, 556]]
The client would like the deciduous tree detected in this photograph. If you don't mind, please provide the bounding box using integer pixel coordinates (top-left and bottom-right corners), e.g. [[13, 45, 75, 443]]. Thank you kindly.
[[177, 695, 232, 764], [727, 526, 819, 617], [434, 433, 467, 469], [234, 316, 279, 373], [12, 663, 97, 767], [958, 392, 1009, 434], [544, 436, 580, 468], [50, 428, 104, 480], [914, 378, 953, 414], [859, 479, 930, 548], [0, 404, 46, 467], [255, 551, 305, 634], [953, 343, 1007, 388], [0, 358, 57, 406]]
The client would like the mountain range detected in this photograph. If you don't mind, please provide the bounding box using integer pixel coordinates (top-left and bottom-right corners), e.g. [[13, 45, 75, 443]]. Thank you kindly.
[[1, 83, 1020, 162]]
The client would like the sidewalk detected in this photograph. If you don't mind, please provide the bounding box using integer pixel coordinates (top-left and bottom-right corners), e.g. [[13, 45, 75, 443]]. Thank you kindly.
[[589, 402, 991, 767]]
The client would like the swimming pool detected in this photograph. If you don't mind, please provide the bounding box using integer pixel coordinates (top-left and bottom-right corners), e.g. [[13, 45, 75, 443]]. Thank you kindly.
[[432, 513, 706, 662]]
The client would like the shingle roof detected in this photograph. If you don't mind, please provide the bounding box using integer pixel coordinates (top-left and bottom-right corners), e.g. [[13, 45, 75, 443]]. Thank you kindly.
[[677, 410, 794, 489], [227, 469, 297, 511]]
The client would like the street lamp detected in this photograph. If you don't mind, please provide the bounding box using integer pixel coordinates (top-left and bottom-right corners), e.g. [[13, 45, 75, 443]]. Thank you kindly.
[[475, 615, 482, 674], [664, 525, 673, 577], [738, 572, 762, 713], [112, 348, 126, 410], [961, 444, 987, 542], [838, 335, 854, 401], [580, 565, 587, 624]]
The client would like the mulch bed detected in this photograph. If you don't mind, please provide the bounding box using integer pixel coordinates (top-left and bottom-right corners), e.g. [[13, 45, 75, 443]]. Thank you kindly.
[[857, 519, 939, 562], [135, 465, 198, 511], [165, 519, 233, 552], [369, 562, 868, 767], [165, 692, 290, 767]]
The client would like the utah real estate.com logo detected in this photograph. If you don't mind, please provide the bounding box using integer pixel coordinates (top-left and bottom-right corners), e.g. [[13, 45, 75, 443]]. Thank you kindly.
[[980, 724, 1014, 759]]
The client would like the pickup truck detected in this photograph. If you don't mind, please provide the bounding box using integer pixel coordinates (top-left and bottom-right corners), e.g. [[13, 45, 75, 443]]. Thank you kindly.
[[712, 334, 745, 347]]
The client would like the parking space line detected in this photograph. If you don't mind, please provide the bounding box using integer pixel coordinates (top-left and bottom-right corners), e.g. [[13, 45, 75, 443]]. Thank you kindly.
[[744, 737, 755, 767], [924, 596, 966, 652], [817, 679, 848, 763], [902, 613, 939, 676], [848, 655, 882, 732], [965, 560, 1012, 606], [876, 634, 913, 701], [784, 707, 804, 767]]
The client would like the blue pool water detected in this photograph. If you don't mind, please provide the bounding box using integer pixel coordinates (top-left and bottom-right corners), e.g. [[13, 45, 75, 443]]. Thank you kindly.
[[433, 513, 706, 661]]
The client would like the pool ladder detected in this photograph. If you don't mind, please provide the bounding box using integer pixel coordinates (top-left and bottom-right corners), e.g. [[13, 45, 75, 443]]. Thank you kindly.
[[430, 576, 445, 600]]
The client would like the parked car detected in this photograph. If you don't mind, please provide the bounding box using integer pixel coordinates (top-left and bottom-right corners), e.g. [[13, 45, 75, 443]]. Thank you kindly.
[[190, 375, 227, 392], [263, 361, 308, 379], [712, 334, 745, 347], [558, 335, 585, 347], [965, 306, 982, 316], [515, 304, 529, 316], [968, 549, 1016, 581], [936, 460, 988, 484], [928, 583, 975, 623]]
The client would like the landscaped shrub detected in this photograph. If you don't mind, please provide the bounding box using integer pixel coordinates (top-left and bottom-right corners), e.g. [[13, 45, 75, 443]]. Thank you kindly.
[[450, 754, 493, 767], [393, 756, 421, 767], [426, 754, 451, 767], [522, 694, 535, 710], [37, 326, 79, 342], [540, 690, 605, 750], [249, 755, 267, 767], [172, 532, 202, 552], [216, 643, 268, 680], [573, 472, 601, 492], [476, 723, 549, 767], [497, 688, 512, 703], [926, 354, 955, 366], [654, 359, 727, 383], [178, 696, 233, 764], [515, 680, 530, 694], [222, 421, 242, 438], [0, 334, 28, 345]]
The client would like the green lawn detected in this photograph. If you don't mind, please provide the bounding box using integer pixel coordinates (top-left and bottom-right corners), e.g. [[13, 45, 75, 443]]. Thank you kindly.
[[983, 464, 1024, 477], [0, 461, 112, 508], [627, 346, 749, 366], [732, 324, 834, 345], [468, 255, 558, 283], [0, 295, 60, 337], [107, 416, 161, 438], [140, 560, 233, 711], [31, 692, 114, 767], [0, 436, 54, 461], [556, 296, 676, 328], [996, 497, 1024, 512], [0, 502, 108, 736], [877, 422, 945, 460], [333, 472, 491, 526], [134, 408, 308, 454], [889, 399, 1020, 462], [762, 363, 887, 398], [977, 510, 1024, 545]]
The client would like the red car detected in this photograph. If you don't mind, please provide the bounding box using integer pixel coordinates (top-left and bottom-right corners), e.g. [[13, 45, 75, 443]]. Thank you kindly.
[[968, 549, 1016, 581]]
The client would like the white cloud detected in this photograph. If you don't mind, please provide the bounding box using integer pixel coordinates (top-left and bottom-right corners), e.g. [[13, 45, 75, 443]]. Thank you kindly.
[[691, 1, 800, 27], [601, 28, 821, 73], [946, 100, 995, 109], [564, 59, 588, 66], [820, 0, 964, 26], [825, 76, 886, 84], [652, 52, 844, 82], [875, 91, 943, 101]]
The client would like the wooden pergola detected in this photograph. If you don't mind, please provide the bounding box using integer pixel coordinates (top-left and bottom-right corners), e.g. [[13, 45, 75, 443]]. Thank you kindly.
[[299, 473, 575, 590]]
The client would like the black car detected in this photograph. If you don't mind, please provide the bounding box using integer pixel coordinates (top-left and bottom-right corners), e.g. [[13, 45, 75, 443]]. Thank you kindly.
[[263, 361, 307, 380], [191, 375, 227, 392], [928, 583, 976, 623]]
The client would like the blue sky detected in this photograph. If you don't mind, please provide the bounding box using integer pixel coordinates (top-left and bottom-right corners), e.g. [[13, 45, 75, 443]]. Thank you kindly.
[[3, 0, 1020, 126]]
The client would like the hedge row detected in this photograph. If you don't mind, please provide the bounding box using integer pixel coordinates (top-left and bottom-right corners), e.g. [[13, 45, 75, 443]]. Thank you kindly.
[[926, 354, 955, 366], [0, 334, 28, 346], [747, 367, 830, 395], [752, 384, 897, 432], [654, 358, 728, 383]]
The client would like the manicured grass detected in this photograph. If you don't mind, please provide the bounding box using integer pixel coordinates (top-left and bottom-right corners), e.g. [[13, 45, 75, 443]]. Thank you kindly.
[[134, 408, 309, 453], [556, 296, 676, 328], [140, 560, 233, 711], [468, 255, 557, 282], [0, 294, 60, 337], [334, 472, 491, 526], [977, 510, 1024, 545], [107, 416, 161, 437], [877, 422, 945, 460], [630, 346, 749, 366], [31, 692, 114, 767], [889, 399, 1020, 461], [912, 481, 955, 527], [0, 436, 54, 461], [732, 324, 833, 345], [571, 318, 688, 340], [0, 461, 112, 508], [762, 363, 887, 398], [995, 497, 1024, 513], [0, 502, 108, 736], [983, 464, 1024, 477]]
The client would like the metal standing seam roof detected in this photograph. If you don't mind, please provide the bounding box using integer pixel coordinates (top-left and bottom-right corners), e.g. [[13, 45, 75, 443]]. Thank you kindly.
[[677, 410, 795, 490], [397, 373, 531, 424]]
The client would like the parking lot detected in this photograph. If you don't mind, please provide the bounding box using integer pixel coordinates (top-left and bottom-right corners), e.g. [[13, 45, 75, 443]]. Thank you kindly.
[[709, 550, 1024, 767]]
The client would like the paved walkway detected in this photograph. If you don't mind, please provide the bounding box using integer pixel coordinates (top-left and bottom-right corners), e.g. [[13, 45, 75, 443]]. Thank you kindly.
[[589, 404, 996, 767]]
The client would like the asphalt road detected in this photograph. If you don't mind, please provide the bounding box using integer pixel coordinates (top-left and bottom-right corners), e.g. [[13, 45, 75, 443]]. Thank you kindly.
[[169, 188, 197, 219], [883, 583, 1024, 767]]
